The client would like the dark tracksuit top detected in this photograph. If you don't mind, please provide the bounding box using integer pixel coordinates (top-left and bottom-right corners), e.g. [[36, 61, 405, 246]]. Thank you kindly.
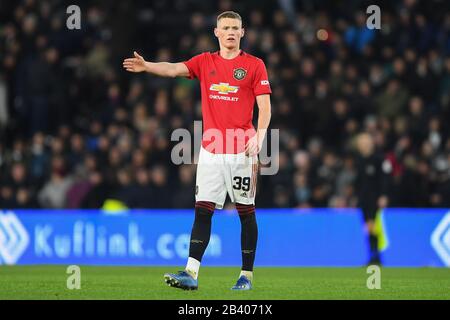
[[354, 152, 391, 221]]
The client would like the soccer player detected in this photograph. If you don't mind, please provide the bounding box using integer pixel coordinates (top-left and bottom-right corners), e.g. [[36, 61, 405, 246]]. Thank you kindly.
[[123, 11, 272, 290]]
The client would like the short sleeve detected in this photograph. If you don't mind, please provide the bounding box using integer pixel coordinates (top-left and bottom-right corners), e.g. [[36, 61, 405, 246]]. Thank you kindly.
[[253, 59, 272, 96], [183, 53, 204, 80]]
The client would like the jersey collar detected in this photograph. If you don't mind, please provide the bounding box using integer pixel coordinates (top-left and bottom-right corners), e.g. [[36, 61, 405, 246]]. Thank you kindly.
[[215, 50, 244, 61]]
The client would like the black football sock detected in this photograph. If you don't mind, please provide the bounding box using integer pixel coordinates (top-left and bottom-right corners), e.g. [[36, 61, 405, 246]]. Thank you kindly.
[[369, 234, 380, 261], [188, 201, 215, 262], [236, 203, 258, 272]]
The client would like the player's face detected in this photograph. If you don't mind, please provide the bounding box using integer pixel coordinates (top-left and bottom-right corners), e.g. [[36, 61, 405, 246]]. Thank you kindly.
[[214, 18, 244, 50]]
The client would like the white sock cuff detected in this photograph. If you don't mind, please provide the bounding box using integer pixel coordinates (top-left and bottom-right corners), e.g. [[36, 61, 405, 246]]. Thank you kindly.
[[240, 270, 253, 280], [186, 257, 201, 279]]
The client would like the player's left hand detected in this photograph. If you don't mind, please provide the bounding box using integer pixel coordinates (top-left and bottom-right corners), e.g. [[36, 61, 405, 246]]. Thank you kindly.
[[244, 135, 261, 157]]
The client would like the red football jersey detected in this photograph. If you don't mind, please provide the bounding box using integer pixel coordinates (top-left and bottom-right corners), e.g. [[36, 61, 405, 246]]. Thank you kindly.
[[183, 50, 272, 154]]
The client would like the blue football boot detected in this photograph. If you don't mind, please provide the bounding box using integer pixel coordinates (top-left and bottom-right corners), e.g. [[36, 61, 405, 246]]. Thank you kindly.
[[164, 271, 198, 290], [231, 275, 252, 291]]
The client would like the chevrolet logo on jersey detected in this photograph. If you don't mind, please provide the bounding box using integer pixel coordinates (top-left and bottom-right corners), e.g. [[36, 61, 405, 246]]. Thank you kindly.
[[209, 83, 239, 95]]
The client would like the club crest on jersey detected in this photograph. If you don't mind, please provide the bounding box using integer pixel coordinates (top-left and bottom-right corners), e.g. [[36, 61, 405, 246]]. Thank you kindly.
[[233, 68, 247, 80], [210, 83, 239, 94]]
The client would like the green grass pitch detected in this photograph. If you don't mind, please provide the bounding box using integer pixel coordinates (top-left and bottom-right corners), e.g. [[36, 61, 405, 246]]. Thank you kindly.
[[0, 266, 449, 300]]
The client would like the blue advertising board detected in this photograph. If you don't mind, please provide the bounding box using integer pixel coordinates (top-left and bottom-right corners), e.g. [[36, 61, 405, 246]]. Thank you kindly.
[[0, 208, 449, 267]]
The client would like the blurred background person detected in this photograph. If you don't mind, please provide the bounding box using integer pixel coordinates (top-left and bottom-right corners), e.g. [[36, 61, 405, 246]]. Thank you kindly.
[[354, 133, 392, 265]]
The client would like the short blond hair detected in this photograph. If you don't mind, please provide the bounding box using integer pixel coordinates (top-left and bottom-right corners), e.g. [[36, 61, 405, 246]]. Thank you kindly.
[[217, 11, 242, 23]]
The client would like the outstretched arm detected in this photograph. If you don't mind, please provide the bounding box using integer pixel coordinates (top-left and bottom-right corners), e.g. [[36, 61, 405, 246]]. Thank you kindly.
[[123, 51, 189, 78], [245, 94, 272, 156]]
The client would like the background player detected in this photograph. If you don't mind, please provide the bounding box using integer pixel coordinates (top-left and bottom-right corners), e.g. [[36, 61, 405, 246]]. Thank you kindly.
[[123, 11, 272, 290], [355, 133, 391, 265]]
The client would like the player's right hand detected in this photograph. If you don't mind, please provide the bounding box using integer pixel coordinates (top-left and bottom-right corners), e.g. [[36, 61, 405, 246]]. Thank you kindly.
[[123, 51, 147, 72]]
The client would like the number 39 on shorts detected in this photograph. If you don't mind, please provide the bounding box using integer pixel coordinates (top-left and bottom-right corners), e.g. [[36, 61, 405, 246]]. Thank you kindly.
[[233, 176, 250, 191]]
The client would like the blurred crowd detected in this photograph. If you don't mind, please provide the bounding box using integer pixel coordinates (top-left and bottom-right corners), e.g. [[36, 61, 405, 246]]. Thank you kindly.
[[0, 0, 449, 209]]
